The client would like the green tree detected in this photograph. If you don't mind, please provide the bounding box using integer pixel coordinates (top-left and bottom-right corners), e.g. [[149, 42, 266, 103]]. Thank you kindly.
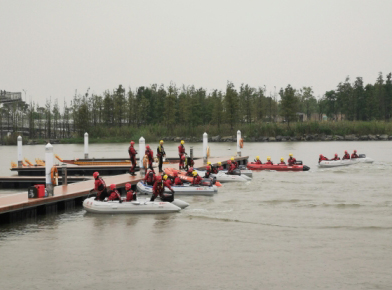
[[279, 84, 299, 127], [224, 82, 238, 130]]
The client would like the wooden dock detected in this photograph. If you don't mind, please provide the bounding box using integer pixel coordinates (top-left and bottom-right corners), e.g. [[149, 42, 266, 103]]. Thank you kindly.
[[0, 176, 91, 189], [0, 156, 248, 223]]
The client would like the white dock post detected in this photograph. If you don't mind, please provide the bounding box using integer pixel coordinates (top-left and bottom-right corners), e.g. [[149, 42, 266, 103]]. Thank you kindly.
[[139, 137, 145, 176], [203, 132, 208, 164], [84, 132, 89, 159], [45, 143, 54, 196], [17, 135, 23, 168], [237, 130, 241, 157]]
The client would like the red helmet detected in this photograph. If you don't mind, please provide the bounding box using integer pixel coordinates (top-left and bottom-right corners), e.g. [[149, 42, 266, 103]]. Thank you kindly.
[[181, 155, 185, 160], [110, 184, 116, 190], [187, 167, 193, 172], [345, 150, 348, 154], [227, 160, 232, 165], [334, 153, 338, 157], [354, 150, 357, 153], [125, 183, 132, 190], [156, 176, 162, 182], [146, 145, 150, 149], [93, 171, 99, 179], [206, 165, 211, 170], [173, 171, 178, 177], [319, 154, 323, 157], [130, 141, 135, 146]]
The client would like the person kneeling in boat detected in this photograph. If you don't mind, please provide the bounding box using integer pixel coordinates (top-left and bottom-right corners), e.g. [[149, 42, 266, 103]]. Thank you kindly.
[[287, 153, 296, 166], [144, 169, 156, 186], [342, 150, 350, 160], [173, 171, 183, 185], [217, 162, 224, 170], [331, 153, 340, 161], [227, 160, 236, 174], [107, 184, 122, 203], [186, 167, 194, 177], [192, 171, 203, 185], [204, 165, 213, 178], [254, 156, 262, 164], [351, 150, 359, 159], [231, 157, 238, 168], [92, 171, 108, 201], [207, 161, 219, 174], [150, 175, 174, 202], [319, 154, 329, 163], [125, 183, 137, 202], [265, 157, 273, 165], [278, 157, 286, 165]]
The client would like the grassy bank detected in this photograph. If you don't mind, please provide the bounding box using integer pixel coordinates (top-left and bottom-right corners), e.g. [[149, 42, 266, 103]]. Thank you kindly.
[[2, 121, 392, 145]]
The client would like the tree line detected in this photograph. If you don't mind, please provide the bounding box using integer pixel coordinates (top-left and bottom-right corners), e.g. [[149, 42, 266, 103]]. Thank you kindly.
[[0, 72, 391, 141]]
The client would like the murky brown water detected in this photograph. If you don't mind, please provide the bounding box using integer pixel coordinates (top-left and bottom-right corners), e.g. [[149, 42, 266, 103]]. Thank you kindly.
[[1, 141, 392, 289]]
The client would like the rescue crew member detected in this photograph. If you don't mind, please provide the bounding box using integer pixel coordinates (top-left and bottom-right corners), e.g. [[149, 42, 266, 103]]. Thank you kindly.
[[151, 175, 174, 201], [144, 169, 156, 186], [204, 165, 213, 178], [191, 171, 203, 185], [279, 157, 286, 165], [231, 157, 238, 169], [342, 150, 350, 160], [178, 140, 186, 169], [207, 161, 218, 174], [128, 141, 137, 176], [184, 156, 194, 171], [287, 153, 296, 166], [254, 156, 262, 164], [331, 153, 340, 161], [173, 171, 183, 185], [351, 150, 359, 159], [319, 154, 329, 163], [157, 140, 166, 173], [125, 183, 137, 202], [217, 162, 224, 170], [145, 145, 154, 171], [92, 171, 108, 201], [186, 167, 194, 177], [265, 157, 273, 165], [107, 184, 122, 202], [227, 160, 237, 174]]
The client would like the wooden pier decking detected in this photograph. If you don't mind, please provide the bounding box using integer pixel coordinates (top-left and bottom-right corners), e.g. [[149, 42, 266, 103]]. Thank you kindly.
[[0, 156, 248, 223], [0, 176, 91, 189]]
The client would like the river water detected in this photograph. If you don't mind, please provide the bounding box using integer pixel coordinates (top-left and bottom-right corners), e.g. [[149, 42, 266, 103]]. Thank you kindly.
[[0, 141, 391, 289]]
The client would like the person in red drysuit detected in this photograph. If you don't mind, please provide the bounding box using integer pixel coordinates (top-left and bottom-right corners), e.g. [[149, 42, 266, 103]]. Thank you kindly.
[[319, 154, 329, 163], [217, 162, 224, 170], [107, 184, 122, 202], [227, 160, 237, 174], [342, 150, 350, 160], [265, 157, 273, 165], [186, 167, 194, 177], [172, 171, 183, 185], [204, 165, 213, 178], [178, 140, 186, 169], [128, 141, 137, 176], [351, 150, 359, 158], [92, 171, 108, 201], [125, 183, 137, 202], [191, 171, 203, 185], [230, 157, 238, 169], [145, 145, 154, 171], [279, 157, 286, 165], [150, 176, 174, 201], [331, 153, 340, 161], [144, 169, 156, 186], [254, 156, 262, 164], [287, 153, 296, 166]]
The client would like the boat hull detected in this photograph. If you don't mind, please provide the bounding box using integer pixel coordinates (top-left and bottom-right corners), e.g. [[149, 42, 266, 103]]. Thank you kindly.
[[318, 157, 374, 168], [137, 181, 216, 196], [246, 163, 310, 171]]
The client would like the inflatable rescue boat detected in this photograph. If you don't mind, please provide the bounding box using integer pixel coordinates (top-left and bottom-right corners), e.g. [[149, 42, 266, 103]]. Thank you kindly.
[[195, 170, 251, 182], [137, 181, 217, 196], [318, 154, 374, 168], [164, 168, 223, 187], [246, 162, 310, 171]]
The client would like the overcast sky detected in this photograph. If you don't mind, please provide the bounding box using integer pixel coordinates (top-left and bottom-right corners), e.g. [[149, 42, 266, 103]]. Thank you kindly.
[[1, 0, 391, 106]]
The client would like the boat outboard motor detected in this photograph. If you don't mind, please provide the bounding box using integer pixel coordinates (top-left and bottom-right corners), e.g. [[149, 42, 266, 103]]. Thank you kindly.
[[359, 154, 366, 158], [294, 161, 303, 165], [161, 193, 174, 202], [200, 178, 213, 187], [228, 168, 241, 176], [238, 165, 247, 170], [302, 165, 310, 171]]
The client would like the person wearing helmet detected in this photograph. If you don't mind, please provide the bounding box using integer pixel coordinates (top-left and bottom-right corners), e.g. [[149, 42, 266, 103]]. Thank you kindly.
[[217, 162, 224, 170], [145, 145, 154, 171], [92, 171, 108, 201], [125, 183, 137, 202], [265, 157, 273, 165], [107, 184, 122, 202], [178, 140, 186, 169], [173, 171, 183, 185], [279, 157, 286, 165], [128, 141, 137, 176], [227, 160, 237, 174], [151, 175, 174, 202], [351, 150, 359, 159], [230, 157, 238, 169], [144, 169, 156, 186], [342, 150, 350, 160], [287, 153, 296, 166], [186, 167, 194, 177], [179, 154, 186, 170], [157, 140, 166, 173], [191, 171, 203, 185], [331, 153, 340, 161], [184, 156, 194, 171], [162, 174, 174, 186], [255, 156, 262, 164], [319, 154, 329, 163], [204, 165, 213, 178]]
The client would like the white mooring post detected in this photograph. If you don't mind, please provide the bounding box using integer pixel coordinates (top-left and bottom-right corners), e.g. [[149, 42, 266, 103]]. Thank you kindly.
[[237, 130, 241, 157], [45, 143, 54, 196], [84, 132, 89, 159], [203, 132, 208, 164], [17, 135, 23, 168], [139, 137, 145, 176]]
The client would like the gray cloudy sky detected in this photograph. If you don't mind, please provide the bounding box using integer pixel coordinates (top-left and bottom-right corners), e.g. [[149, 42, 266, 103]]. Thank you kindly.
[[1, 0, 391, 106]]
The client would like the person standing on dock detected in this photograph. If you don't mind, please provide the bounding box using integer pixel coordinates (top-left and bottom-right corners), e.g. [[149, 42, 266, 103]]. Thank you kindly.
[[178, 140, 186, 170], [157, 140, 166, 173], [92, 171, 108, 201], [128, 141, 137, 176], [150, 175, 174, 202], [145, 145, 154, 171]]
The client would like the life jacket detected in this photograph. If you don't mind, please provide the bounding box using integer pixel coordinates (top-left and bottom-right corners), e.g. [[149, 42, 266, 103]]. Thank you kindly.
[[174, 177, 183, 185], [342, 154, 350, 160], [94, 177, 106, 192], [128, 146, 137, 158], [279, 161, 286, 165], [192, 175, 203, 185], [157, 145, 165, 157], [255, 160, 262, 164], [265, 161, 273, 165], [288, 157, 296, 165], [126, 190, 137, 201], [351, 153, 359, 158], [178, 145, 185, 155], [108, 189, 121, 201], [145, 149, 153, 160], [144, 171, 155, 184]]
